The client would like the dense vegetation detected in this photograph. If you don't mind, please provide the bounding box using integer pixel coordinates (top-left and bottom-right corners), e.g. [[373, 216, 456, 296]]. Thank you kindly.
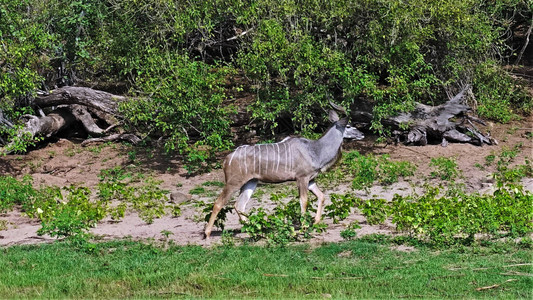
[[1, 0, 532, 160], [1, 141, 530, 248]]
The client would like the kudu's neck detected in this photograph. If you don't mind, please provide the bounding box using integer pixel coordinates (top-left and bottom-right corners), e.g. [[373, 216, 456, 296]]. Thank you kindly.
[[312, 123, 345, 167]]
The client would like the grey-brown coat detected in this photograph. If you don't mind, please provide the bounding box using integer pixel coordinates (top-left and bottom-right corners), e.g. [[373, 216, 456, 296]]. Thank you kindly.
[[204, 106, 364, 238]]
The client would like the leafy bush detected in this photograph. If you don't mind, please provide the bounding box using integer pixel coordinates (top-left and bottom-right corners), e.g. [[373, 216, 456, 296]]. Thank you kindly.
[[241, 197, 325, 246], [325, 193, 363, 224], [32, 186, 107, 238], [97, 167, 177, 224], [0, 1, 52, 106], [2, 0, 531, 155], [340, 222, 361, 241], [342, 151, 416, 189], [473, 62, 533, 122], [429, 157, 461, 181], [391, 183, 533, 245], [360, 198, 389, 225], [239, 18, 375, 134], [119, 51, 234, 170], [0, 175, 35, 213]]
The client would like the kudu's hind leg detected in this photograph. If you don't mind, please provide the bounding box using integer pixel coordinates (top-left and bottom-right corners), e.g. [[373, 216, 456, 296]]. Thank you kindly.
[[234, 179, 258, 222], [308, 181, 325, 224], [204, 183, 241, 238]]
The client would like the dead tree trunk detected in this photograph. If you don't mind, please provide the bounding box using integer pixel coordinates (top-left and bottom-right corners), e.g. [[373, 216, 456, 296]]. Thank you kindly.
[[351, 86, 497, 146], [1, 86, 139, 154]]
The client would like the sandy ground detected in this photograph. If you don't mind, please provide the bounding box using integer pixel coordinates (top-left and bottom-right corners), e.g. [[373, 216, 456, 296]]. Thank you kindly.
[[0, 115, 531, 247]]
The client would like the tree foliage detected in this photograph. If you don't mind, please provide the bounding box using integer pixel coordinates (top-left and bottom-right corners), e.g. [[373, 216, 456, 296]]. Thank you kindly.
[[1, 0, 532, 156]]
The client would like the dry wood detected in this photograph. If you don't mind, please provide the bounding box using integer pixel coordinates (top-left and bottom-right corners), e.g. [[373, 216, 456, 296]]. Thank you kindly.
[[515, 18, 533, 65], [81, 133, 141, 146], [352, 85, 496, 146], [475, 279, 517, 291], [34, 86, 123, 115], [1, 86, 138, 153], [21, 108, 75, 138]]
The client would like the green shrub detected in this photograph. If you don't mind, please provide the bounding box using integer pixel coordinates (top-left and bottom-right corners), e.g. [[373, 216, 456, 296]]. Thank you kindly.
[[340, 222, 361, 241], [474, 62, 533, 122], [28, 186, 107, 238], [2, 0, 531, 157], [360, 198, 389, 225], [0, 175, 35, 213], [342, 151, 416, 189], [429, 157, 460, 181], [239, 18, 374, 134], [119, 52, 234, 170], [97, 167, 176, 224], [241, 198, 325, 246], [391, 183, 533, 245], [325, 193, 363, 224]]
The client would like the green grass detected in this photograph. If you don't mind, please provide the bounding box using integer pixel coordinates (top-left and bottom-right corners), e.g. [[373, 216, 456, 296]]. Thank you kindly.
[[0, 240, 531, 299]]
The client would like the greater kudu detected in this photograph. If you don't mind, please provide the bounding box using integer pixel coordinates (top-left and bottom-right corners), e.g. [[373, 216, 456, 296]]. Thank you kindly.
[[204, 103, 364, 238]]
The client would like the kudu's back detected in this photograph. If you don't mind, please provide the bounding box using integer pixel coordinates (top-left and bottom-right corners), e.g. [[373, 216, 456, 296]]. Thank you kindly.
[[223, 137, 314, 184]]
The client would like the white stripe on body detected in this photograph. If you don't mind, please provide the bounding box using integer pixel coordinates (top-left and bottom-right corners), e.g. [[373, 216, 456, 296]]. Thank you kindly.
[[243, 145, 248, 172], [265, 145, 270, 173], [276, 143, 279, 172], [252, 146, 256, 173], [258, 144, 261, 174], [284, 143, 288, 172], [289, 143, 292, 171], [228, 148, 238, 166], [269, 144, 274, 174], [238, 147, 243, 173]]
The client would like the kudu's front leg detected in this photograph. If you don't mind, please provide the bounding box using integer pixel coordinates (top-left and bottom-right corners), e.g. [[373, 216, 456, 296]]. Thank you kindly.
[[204, 184, 240, 239]]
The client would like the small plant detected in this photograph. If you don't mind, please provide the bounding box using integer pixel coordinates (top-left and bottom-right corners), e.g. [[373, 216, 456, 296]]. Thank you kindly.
[[160, 230, 173, 239], [88, 144, 105, 154], [127, 150, 137, 162], [63, 146, 78, 157], [201, 202, 233, 232], [492, 144, 531, 183], [33, 186, 107, 239], [0, 220, 8, 231], [0, 175, 35, 213], [340, 222, 361, 240], [189, 186, 206, 195], [97, 167, 175, 224], [241, 198, 322, 246], [324, 193, 362, 224], [342, 151, 416, 190], [202, 181, 225, 188], [221, 230, 235, 247], [359, 198, 389, 225], [429, 157, 460, 181], [485, 154, 496, 166]]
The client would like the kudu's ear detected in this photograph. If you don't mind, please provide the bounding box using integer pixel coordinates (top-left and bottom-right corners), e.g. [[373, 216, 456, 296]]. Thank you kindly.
[[337, 117, 348, 127], [328, 110, 339, 123], [329, 101, 347, 115]]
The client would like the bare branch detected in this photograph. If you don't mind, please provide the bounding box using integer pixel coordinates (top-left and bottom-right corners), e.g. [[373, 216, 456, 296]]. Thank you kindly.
[[515, 17, 533, 65]]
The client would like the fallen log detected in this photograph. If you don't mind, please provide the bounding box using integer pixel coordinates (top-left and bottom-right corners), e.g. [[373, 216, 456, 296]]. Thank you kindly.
[[1, 86, 136, 154], [351, 86, 497, 146], [33, 86, 123, 115]]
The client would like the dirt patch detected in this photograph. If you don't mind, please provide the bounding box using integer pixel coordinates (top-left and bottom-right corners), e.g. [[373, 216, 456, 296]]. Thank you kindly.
[[0, 115, 531, 247]]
